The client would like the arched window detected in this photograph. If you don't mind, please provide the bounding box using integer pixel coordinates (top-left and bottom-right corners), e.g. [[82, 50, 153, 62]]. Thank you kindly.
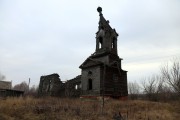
[[75, 85, 78, 90], [99, 37, 103, 49], [88, 79, 93, 90], [112, 37, 116, 48]]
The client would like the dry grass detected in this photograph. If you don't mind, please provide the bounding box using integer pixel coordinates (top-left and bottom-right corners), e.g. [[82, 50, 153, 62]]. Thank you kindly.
[[0, 97, 179, 120]]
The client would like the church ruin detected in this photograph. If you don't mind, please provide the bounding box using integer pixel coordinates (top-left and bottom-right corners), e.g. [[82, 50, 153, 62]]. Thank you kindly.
[[38, 74, 81, 97], [38, 7, 128, 99], [79, 7, 128, 98]]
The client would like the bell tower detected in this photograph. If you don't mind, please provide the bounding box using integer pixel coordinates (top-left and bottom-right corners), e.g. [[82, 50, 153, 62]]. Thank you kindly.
[[96, 7, 118, 55], [79, 7, 128, 99]]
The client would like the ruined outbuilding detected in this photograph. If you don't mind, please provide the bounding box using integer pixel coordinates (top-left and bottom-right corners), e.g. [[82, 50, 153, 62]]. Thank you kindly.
[[0, 80, 12, 89], [0, 80, 24, 97]]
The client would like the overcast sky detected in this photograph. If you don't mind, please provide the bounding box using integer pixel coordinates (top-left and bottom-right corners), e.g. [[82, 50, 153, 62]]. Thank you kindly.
[[0, 0, 180, 87]]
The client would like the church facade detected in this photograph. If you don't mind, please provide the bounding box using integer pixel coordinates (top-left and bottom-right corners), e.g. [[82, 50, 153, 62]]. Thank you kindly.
[[79, 7, 128, 98]]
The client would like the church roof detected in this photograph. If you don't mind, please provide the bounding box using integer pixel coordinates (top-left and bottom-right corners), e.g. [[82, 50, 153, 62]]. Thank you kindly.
[[79, 56, 103, 69]]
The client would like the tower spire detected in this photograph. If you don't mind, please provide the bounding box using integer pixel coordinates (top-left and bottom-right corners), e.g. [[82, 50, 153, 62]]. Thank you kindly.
[[95, 7, 118, 55]]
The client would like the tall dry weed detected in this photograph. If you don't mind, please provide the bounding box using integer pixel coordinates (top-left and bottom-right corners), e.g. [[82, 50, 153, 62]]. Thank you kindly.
[[0, 97, 179, 120]]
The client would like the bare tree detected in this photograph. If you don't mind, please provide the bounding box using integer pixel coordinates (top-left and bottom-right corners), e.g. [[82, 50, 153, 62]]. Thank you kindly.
[[141, 75, 161, 101], [161, 60, 180, 96], [28, 85, 38, 96], [13, 81, 29, 94], [128, 81, 140, 100], [141, 73, 177, 101]]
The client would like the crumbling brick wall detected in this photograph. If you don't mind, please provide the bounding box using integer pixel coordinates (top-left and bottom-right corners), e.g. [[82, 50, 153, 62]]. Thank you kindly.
[[38, 73, 63, 96], [38, 74, 81, 97], [64, 75, 81, 98]]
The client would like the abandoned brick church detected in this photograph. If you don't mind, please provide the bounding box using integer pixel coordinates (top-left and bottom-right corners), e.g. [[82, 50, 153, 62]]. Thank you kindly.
[[38, 7, 128, 99]]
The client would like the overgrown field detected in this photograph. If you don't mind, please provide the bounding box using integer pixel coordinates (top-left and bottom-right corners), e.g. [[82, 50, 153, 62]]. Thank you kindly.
[[0, 97, 179, 120]]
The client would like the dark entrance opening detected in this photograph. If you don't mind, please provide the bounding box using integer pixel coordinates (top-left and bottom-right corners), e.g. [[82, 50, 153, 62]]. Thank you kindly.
[[88, 79, 92, 90]]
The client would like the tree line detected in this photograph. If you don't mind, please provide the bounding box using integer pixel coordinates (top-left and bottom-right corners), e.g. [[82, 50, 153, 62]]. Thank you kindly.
[[128, 59, 180, 101], [13, 82, 38, 96]]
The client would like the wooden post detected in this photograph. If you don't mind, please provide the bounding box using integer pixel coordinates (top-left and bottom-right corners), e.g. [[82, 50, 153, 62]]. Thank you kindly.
[[101, 64, 106, 114], [28, 78, 30, 92]]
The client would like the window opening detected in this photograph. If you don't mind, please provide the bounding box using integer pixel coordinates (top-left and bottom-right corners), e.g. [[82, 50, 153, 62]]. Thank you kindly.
[[75, 85, 78, 90], [112, 37, 116, 48], [99, 37, 103, 49], [88, 79, 92, 90], [112, 42, 114, 48]]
